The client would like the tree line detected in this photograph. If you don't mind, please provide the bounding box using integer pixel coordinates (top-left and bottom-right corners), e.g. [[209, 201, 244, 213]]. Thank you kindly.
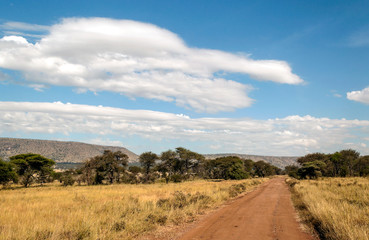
[[0, 147, 281, 187], [285, 149, 369, 179]]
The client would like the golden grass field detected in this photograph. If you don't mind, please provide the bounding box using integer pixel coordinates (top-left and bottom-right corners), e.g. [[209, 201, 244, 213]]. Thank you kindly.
[[288, 177, 369, 240], [0, 179, 265, 240]]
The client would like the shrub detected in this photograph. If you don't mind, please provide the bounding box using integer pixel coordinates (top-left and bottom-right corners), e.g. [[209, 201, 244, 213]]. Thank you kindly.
[[189, 192, 212, 205], [172, 191, 188, 208], [228, 183, 247, 197], [145, 213, 167, 225], [156, 198, 171, 209], [170, 174, 183, 183], [111, 221, 126, 231], [61, 174, 75, 186]]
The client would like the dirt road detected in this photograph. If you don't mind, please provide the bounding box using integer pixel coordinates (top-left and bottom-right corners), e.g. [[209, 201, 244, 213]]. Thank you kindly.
[[178, 177, 314, 240]]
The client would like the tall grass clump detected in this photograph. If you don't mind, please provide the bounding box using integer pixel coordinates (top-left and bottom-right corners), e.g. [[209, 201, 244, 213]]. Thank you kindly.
[[288, 177, 369, 240], [0, 178, 265, 240]]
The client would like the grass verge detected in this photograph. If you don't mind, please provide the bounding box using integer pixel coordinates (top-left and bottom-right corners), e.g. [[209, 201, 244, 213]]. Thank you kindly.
[[0, 179, 265, 240], [287, 177, 369, 240]]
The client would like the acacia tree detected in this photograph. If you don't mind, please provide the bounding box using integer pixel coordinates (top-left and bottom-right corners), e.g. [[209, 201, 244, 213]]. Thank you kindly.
[[175, 147, 204, 177], [284, 165, 299, 178], [102, 150, 128, 184], [340, 149, 360, 176], [354, 156, 369, 176], [158, 150, 177, 183], [253, 161, 273, 177], [329, 150, 360, 177], [10, 153, 55, 187], [297, 161, 326, 179], [292, 150, 367, 179], [139, 151, 158, 182], [0, 158, 18, 186], [81, 150, 128, 185], [157, 148, 205, 182], [205, 156, 248, 180], [297, 153, 327, 165], [81, 158, 95, 185]]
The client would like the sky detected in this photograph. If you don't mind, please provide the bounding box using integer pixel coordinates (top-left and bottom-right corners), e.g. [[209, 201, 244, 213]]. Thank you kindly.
[[0, 0, 369, 156]]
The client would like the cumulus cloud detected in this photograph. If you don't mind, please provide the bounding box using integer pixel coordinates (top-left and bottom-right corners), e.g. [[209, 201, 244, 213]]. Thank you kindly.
[[1, 101, 368, 155], [347, 87, 369, 105], [0, 18, 303, 112]]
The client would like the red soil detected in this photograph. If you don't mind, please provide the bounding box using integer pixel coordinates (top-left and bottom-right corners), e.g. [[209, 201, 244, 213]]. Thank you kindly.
[[178, 177, 314, 240]]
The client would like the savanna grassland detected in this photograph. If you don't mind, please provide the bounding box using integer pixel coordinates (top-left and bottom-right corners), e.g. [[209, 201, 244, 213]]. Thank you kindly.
[[288, 177, 369, 240], [0, 179, 265, 240]]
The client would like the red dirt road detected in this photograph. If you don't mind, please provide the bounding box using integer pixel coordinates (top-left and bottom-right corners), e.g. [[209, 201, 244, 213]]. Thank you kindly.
[[178, 177, 314, 240]]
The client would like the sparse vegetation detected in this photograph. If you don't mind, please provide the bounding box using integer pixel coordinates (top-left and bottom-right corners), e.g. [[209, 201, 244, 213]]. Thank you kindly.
[[0, 178, 266, 240], [288, 177, 369, 240], [0, 146, 283, 239]]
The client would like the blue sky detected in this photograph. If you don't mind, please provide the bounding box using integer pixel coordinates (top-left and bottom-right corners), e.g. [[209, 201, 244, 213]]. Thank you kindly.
[[0, 0, 369, 156]]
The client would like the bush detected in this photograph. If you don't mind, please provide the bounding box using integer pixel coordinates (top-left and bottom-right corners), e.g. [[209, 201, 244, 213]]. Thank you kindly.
[[156, 198, 171, 209], [228, 183, 247, 197], [172, 191, 188, 208], [61, 174, 75, 186], [145, 213, 167, 225], [170, 174, 183, 183], [111, 221, 126, 231], [156, 191, 213, 211]]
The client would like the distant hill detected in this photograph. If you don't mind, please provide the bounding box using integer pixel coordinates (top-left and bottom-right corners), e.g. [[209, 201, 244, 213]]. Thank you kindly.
[[205, 153, 299, 169], [0, 138, 138, 163], [0, 137, 299, 169]]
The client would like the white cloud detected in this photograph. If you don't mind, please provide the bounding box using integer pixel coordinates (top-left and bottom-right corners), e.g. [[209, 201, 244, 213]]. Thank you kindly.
[[0, 21, 49, 32], [1, 101, 369, 156], [0, 18, 303, 113], [347, 87, 369, 105], [330, 90, 342, 98]]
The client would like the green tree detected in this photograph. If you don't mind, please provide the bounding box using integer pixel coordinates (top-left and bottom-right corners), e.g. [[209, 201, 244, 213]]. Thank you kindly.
[[158, 148, 204, 183], [81, 150, 128, 185], [10, 153, 55, 187], [205, 156, 248, 180], [175, 147, 204, 176], [340, 149, 360, 176], [297, 153, 327, 165], [101, 150, 128, 184], [224, 157, 249, 179], [243, 159, 254, 175], [60, 170, 76, 186], [284, 165, 299, 179], [80, 159, 95, 185], [128, 166, 142, 175], [158, 150, 177, 183], [253, 161, 279, 177], [0, 158, 18, 186], [139, 151, 158, 182], [296, 150, 366, 178], [354, 156, 369, 176], [298, 160, 326, 179]]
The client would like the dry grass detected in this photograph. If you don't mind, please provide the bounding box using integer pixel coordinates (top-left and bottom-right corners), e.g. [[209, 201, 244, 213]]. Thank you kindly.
[[0, 179, 265, 240], [287, 177, 369, 240]]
